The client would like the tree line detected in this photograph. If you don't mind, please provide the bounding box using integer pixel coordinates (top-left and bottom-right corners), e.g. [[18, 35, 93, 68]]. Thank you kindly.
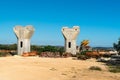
[[0, 44, 17, 50], [31, 45, 65, 54], [0, 44, 65, 53]]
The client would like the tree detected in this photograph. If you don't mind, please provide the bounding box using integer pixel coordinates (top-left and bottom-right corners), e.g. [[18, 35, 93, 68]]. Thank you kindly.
[[113, 38, 120, 55], [58, 47, 65, 56], [42, 45, 58, 52]]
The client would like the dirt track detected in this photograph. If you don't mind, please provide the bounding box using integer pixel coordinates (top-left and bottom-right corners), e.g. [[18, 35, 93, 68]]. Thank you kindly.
[[0, 56, 119, 80]]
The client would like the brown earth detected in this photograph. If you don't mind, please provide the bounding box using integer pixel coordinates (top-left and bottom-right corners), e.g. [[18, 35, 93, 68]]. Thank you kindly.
[[0, 56, 119, 80]]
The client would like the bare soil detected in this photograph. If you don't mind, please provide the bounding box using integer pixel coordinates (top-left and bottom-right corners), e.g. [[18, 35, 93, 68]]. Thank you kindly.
[[0, 56, 119, 80]]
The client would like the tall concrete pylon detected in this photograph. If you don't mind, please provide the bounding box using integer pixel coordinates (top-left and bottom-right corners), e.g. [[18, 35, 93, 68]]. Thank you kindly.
[[62, 26, 80, 55], [13, 25, 35, 55]]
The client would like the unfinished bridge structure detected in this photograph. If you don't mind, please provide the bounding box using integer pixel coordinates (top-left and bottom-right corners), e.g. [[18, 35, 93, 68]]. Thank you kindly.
[[13, 25, 35, 55], [62, 26, 80, 55]]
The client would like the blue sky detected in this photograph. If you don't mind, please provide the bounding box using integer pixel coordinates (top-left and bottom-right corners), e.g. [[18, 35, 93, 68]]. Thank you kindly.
[[0, 0, 120, 47]]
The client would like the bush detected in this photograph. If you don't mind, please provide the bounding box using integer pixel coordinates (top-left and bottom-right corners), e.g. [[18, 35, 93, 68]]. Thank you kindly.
[[0, 52, 11, 57], [109, 66, 120, 73], [80, 51, 86, 55], [80, 51, 92, 55], [76, 53, 90, 60], [62, 52, 72, 58], [89, 66, 102, 71], [76, 52, 90, 60], [32, 45, 65, 57], [0, 52, 6, 57]]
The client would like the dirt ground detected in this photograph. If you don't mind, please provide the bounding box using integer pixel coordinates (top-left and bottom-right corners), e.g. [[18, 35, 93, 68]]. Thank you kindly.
[[0, 56, 119, 80]]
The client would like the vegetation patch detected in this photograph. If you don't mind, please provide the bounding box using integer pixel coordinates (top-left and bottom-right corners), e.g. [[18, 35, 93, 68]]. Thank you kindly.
[[109, 66, 120, 73], [89, 66, 102, 71], [0, 52, 12, 57], [76, 52, 90, 60], [0, 52, 7, 57], [50, 68, 57, 71]]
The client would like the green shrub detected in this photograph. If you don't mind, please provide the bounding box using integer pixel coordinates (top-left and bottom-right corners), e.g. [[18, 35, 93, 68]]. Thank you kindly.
[[80, 51, 86, 55], [89, 66, 102, 71], [0, 52, 11, 57], [76, 52, 90, 60], [80, 51, 92, 55], [62, 52, 72, 57], [109, 66, 120, 73], [77, 54, 88, 60]]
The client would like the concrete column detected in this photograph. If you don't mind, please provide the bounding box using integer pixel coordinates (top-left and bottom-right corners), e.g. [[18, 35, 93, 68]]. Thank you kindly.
[[62, 26, 80, 55], [13, 25, 34, 55], [18, 39, 24, 55], [24, 39, 30, 53]]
